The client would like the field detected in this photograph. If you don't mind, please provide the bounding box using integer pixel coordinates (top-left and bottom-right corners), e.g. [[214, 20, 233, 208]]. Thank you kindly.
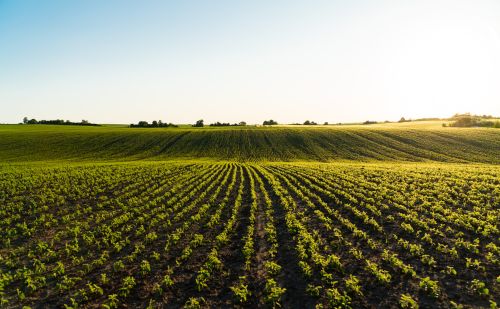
[[0, 122, 499, 163], [0, 123, 499, 308]]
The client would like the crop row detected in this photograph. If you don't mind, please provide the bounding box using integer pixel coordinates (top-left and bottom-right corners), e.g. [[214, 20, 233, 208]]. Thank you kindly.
[[0, 162, 498, 308]]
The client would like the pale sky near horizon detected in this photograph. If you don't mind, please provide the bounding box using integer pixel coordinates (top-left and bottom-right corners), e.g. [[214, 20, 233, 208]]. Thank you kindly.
[[1, 0, 500, 124]]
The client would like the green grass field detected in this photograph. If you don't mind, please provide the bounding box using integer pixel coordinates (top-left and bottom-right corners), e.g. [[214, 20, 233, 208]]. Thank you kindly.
[[1, 121, 499, 163], [1, 122, 499, 308]]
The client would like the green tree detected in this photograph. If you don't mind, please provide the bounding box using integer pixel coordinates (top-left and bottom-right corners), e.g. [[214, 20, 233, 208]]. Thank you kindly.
[[193, 119, 204, 127], [263, 120, 278, 125]]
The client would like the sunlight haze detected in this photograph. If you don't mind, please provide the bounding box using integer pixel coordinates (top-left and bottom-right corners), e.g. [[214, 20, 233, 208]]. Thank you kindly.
[[1, 0, 499, 124]]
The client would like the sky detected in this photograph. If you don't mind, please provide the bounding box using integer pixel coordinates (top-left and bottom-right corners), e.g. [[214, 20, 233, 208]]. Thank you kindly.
[[1, 0, 500, 124]]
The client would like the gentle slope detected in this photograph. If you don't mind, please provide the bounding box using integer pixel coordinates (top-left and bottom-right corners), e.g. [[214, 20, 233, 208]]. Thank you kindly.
[[0, 122, 499, 163]]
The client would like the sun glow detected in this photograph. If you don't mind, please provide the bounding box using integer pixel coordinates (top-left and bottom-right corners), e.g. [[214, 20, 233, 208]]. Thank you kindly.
[[1, 0, 499, 124]]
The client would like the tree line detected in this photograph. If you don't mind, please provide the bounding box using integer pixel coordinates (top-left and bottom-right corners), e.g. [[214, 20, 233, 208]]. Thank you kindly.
[[130, 120, 178, 128], [209, 121, 247, 127], [444, 114, 500, 128], [22, 117, 99, 126], [262, 120, 278, 125], [24, 114, 498, 129], [194, 120, 277, 127]]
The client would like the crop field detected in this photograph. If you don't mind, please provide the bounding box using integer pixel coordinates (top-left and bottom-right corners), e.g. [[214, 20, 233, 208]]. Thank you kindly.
[[4, 0, 500, 307], [1, 123, 499, 163], [1, 160, 499, 308]]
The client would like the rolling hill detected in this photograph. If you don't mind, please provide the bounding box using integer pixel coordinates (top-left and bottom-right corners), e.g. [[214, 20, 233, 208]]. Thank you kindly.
[[0, 122, 498, 163]]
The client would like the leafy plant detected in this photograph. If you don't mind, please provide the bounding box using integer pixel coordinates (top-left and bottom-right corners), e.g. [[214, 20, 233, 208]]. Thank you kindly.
[[469, 279, 489, 297], [399, 294, 418, 308], [230, 282, 251, 303], [419, 277, 440, 298]]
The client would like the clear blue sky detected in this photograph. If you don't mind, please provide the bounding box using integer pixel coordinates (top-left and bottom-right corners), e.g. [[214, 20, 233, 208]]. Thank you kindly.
[[1, 0, 500, 124]]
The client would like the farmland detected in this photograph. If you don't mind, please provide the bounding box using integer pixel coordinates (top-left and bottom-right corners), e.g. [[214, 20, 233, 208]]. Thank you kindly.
[[0, 123, 499, 308], [0, 122, 499, 163]]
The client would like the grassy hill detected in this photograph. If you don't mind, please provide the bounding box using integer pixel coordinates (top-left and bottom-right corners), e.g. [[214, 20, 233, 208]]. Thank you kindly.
[[1, 122, 499, 308], [0, 121, 499, 163]]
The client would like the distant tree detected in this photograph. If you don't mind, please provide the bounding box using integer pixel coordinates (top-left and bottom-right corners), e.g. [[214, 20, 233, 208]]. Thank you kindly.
[[209, 121, 248, 127], [304, 120, 311, 125], [263, 119, 278, 125], [398, 117, 406, 123], [447, 113, 499, 128], [449, 114, 477, 127], [324, 122, 328, 125], [193, 119, 204, 127], [22, 118, 99, 126], [130, 120, 177, 128], [363, 120, 378, 125]]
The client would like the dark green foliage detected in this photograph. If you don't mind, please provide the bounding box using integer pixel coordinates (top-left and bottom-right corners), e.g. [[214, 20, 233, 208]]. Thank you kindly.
[[263, 120, 278, 125], [209, 122, 246, 127], [193, 119, 204, 127], [23, 118, 99, 126], [130, 120, 177, 128]]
